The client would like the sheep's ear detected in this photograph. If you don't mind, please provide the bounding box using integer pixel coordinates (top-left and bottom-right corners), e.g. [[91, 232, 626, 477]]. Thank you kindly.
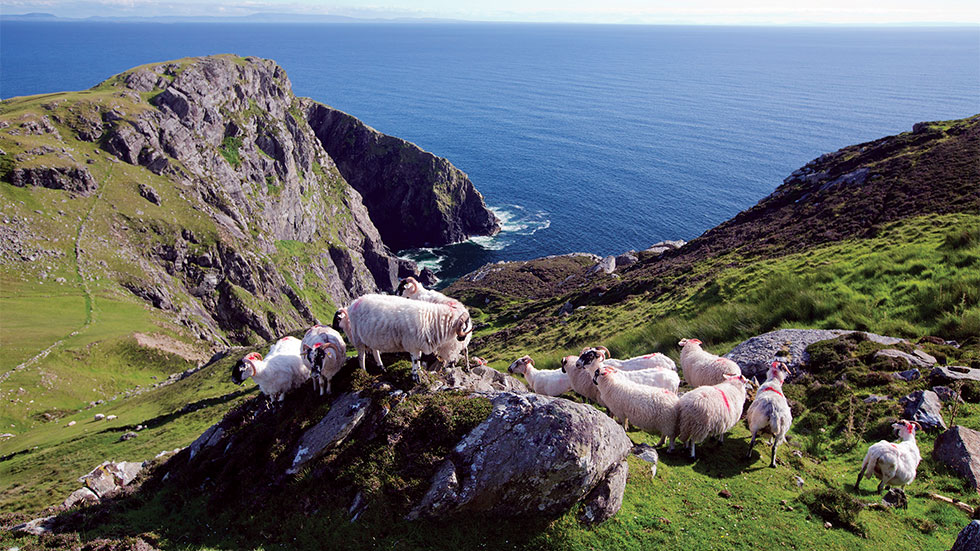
[[678, 339, 687, 346]]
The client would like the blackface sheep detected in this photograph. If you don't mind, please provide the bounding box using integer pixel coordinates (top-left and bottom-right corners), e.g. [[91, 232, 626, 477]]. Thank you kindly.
[[745, 360, 793, 468], [677, 338, 741, 388], [855, 420, 922, 494], [507, 355, 573, 396], [578, 346, 677, 371], [578, 348, 680, 393], [395, 276, 471, 367], [232, 336, 309, 402], [676, 374, 749, 458], [593, 365, 680, 451], [301, 324, 347, 395], [561, 351, 604, 406], [332, 294, 472, 383]]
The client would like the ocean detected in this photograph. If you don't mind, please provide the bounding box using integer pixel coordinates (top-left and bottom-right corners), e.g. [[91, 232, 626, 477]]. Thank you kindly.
[[2, 23, 978, 282]]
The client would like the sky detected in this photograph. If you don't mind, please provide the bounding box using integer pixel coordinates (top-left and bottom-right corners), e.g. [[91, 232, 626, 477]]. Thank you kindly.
[[1, 0, 979, 24]]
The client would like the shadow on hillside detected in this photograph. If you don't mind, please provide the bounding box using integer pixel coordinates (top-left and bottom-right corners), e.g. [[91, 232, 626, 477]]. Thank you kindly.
[[656, 437, 755, 479], [95, 389, 255, 436]]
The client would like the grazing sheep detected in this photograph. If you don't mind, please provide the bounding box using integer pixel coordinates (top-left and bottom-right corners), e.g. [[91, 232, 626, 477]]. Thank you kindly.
[[677, 338, 741, 388], [561, 352, 604, 406], [301, 324, 347, 395], [579, 346, 677, 371], [578, 349, 680, 394], [395, 276, 471, 367], [232, 336, 309, 403], [507, 355, 573, 397], [332, 294, 472, 383], [677, 374, 749, 458], [745, 360, 793, 468], [593, 365, 681, 450], [856, 420, 923, 494]]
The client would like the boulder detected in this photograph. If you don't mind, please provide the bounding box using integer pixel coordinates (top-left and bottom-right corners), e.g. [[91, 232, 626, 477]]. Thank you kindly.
[[725, 329, 905, 381], [586, 255, 617, 276], [433, 365, 527, 394], [615, 253, 638, 268], [119, 431, 139, 441], [187, 423, 225, 460], [10, 165, 98, 195], [556, 301, 574, 316], [952, 520, 980, 551], [896, 369, 921, 382], [900, 390, 947, 432], [934, 426, 980, 492], [106, 461, 144, 486], [933, 386, 964, 404], [11, 516, 56, 536], [931, 365, 980, 384], [79, 465, 118, 498], [408, 392, 632, 523], [864, 394, 891, 404], [63, 487, 100, 508], [874, 349, 937, 369], [286, 391, 372, 475]]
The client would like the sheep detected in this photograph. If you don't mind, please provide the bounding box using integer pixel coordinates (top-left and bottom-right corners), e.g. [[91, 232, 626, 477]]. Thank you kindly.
[[855, 420, 923, 494], [579, 346, 677, 371], [301, 324, 348, 395], [561, 352, 604, 406], [676, 374, 749, 458], [507, 355, 573, 397], [331, 293, 472, 384], [592, 365, 680, 451], [745, 360, 793, 468], [677, 338, 742, 388], [231, 336, 309, 403], [578, 348, 680, 394], [396, 276, 471, 368]]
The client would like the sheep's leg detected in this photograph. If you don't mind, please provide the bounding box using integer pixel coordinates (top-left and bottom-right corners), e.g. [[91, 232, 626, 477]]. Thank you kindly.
[[689, 442, 696, 459], [769, 438, 779, 468], [746, 430, 758, 459], [358, 349, 367, 372], [464, 346, 471, 372], [656, 436, 666, 447], [855, 462, 867, 490], [877, 480, 885, 494], [319, 376, 326, 396], [373, 349, 385, 372], [667, 436, 675, 453], [718, 433, 725, 444], [410, 354, 422, 384]]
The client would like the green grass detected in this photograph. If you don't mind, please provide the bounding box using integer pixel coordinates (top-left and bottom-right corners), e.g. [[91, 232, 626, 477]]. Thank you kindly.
[[219, 136, 243, 168]]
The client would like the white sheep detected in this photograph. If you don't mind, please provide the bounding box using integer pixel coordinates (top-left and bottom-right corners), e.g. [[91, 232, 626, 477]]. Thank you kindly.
[[301, 324, 348, 395], [592, 365, 680, 451], [395, 276, 471, 367], [332, 294, 472, 383], [232, 336, 309, 402], [578, 349, 680, 394], [561, 352, 604, 406], [855, 420, 923, 494], [676, 374, 749, 458], [507, 355, 573, 397], [677, 338, 742, 388], [580, 346, 677, 371], [745, 360, 793, 468]]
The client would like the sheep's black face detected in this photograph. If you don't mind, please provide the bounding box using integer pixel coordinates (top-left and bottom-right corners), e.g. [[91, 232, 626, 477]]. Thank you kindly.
[[592, 368, 601, 385], [332, 311, 345, 332], [310, 348, 325, 378], [231, 360, 250, 385], [578, 349, 599, 369], [395, 279, 409, 296]]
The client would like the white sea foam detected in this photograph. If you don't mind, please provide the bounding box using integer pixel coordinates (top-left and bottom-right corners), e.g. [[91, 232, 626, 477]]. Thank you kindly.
[[399, 247, 446, 273], [468, 205, 551, 251]]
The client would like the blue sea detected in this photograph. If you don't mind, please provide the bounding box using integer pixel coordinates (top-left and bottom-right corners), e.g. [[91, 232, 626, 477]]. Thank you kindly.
[[2, 23, 978, 282]]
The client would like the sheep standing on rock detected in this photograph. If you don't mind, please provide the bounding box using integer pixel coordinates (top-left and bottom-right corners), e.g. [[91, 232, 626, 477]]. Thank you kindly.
[[232, 336, 309, 403], [678, 338, 742, 388], [677, 374, 750, 458], [508, 355, 573, 397], [746, 360, 793, 468], [562, 352, 604, 406], [856, 420, 922, 494], [593, 365, 680, 451], [580, 346, 677, 371], [577, 348, 680, 394], [332, 294, 472, 383], [395, 277, 472, 369], [301, 324, 347, 396]]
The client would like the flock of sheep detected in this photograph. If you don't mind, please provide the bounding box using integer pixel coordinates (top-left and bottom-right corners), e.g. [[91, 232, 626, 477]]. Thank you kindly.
[[230, 277, 923, 494]]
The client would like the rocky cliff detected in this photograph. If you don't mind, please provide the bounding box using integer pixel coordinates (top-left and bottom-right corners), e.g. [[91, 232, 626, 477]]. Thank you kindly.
[[305, 101, 500, 250], [0, 55, 497, 349]]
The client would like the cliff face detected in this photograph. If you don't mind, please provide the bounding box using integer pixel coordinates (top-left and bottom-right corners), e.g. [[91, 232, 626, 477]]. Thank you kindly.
[[304, 101, 500, 251], [0, 55, 435, 346]]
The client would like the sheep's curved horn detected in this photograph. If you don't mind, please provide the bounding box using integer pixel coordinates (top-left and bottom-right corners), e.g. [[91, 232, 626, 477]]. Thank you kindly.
[[595, 346, 610, 360], [455, 312, 473, 341], [910, 421, 922, 431]]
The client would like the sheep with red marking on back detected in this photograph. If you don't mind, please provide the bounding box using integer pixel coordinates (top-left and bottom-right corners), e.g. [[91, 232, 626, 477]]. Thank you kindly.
[[856, 420, 922, 494], [577, 348, 680, 394], [676, 373, 749, 458], [232, 336, 309, 403], [395, 277, 472, 368], [677, 338, 741, 388], [592, 365, 680, 451], [507, 355, 572, 397], [579, 345, 677, 371], [746, 360, 793, 467]]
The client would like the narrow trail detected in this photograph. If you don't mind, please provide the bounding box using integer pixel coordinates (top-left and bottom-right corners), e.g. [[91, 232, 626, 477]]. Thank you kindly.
[[1, 168, 109, 383]]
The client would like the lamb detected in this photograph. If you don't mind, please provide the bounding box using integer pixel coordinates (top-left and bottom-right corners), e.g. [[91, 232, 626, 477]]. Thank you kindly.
[[677, 338, 742, 388], [507, 355, 573, 397], [579, 346, 677, 371], [676, 374, 749, 458], [332, 293, 472, 383], [561, 352, 604, 406], [231, 336, 309, 402], [745, 360, 793, 468], [578, 348, 680, 394], [300, 324, 347, 395], [855, 420, 923, 494], [592, 365, 680, 451], [396, 276, 471, 368]]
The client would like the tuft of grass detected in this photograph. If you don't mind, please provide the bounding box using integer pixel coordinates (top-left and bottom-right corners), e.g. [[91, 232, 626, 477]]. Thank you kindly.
[[219, 136, 243, 167], [800, 488, 867, 535]]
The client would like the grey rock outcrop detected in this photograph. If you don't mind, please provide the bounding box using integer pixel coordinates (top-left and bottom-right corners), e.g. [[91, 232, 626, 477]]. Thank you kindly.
[[726, 329, 905, 381], [10, 165, 98, 195], [286, 391, 372, 474], [408, 392, 632, 522], [952, 520, 980, 551], [900, 390, 946, 432], [931, 365, 980, 384], [934, 426, 980, 492], [433, 365, 528, 394], [874, 349, 937, 369], [63, 487, 99, 508], [304, 100, 499, 251]]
